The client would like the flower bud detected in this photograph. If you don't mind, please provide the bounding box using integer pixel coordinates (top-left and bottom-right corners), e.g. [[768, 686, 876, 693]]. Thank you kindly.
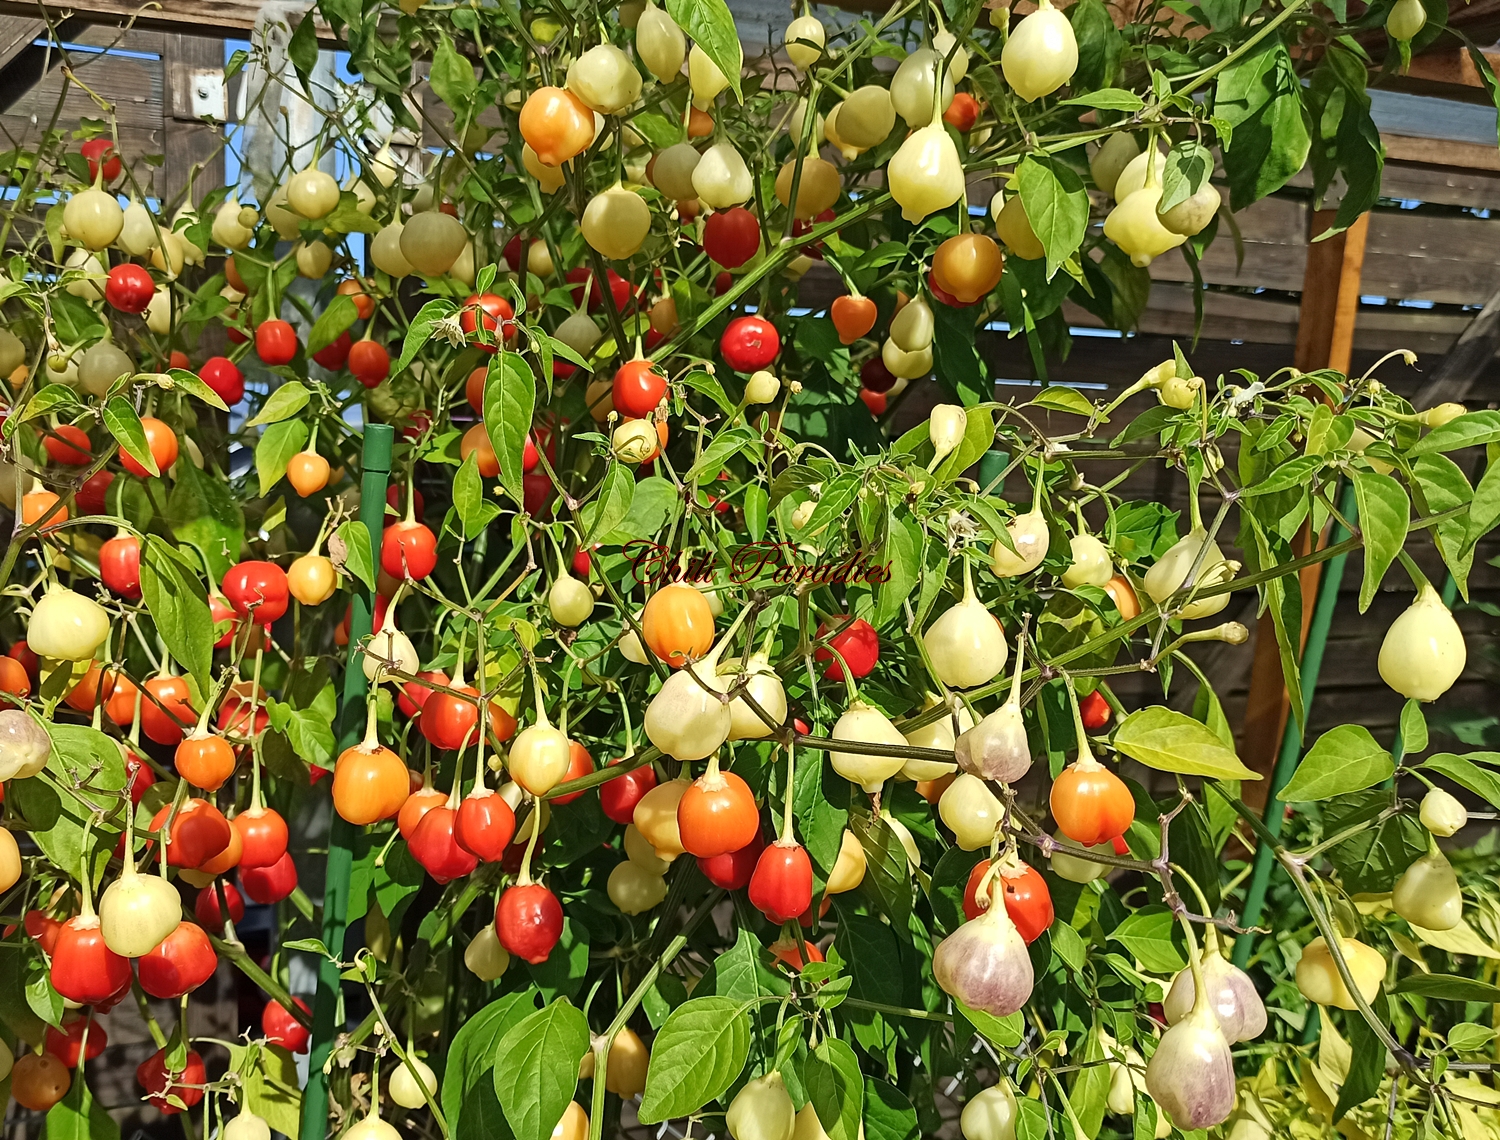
[[745, 370, 780, 404], [928, 403, 966, 463], [1419, 786, 1466, 836], [1421, 402, 1466, 428]]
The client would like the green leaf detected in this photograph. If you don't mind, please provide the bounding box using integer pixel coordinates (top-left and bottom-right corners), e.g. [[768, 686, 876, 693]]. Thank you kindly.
[[430, 31, 478, 114], [166, 367, 229, 412], [266, 697, 336, 768], [483, 352, 536, 506], [255, 419, 309, 498], [955, 1002, 1024, 1048], [45, 1075, 119, 1140], [1352, 470, 1409, 612], [1422, 753, 1500, 810], [10, 724, 124, 885], [19, 383, 82, 422], [637, 996, 751, 1124], [850, 811, 913, 933], [443, 992, 539, 1133], [1400, 699, 1428, 757], [606, 475, 680, 543], [453, 452, 500, 540], [1059, 88, 1143, 111], [1016, 154, 1089, 280], [1410, 410, 1500, 456], [665, 0, 742, 101], [689, 426, 758, 482], [744, 484, 768, 541], [1325, 792, 1427, 893], [307, 294, 359, 355], [1113, 706, 1259, 780], [1413, 453, 1473, 599], [1333, 991, 1387, 1121], [242, 1044, 303, 1136], [286, 10, 318, 83], [1448, 1023, 1497, 1052], [167, 459, 245, 579], [1393, 974, 1500, 1003], [580, 464, 633, 547], [1463, 457, 1500, 552], [682, 370, 735, 416], [492, 1000, 590, 1140], [1069, 0, 1122, 91], [711, 928, 789, 1005], [1160, 140, 1214, 214], [1214, 38, 1311, 210], [1108, 905, 1186, 973], [393, 299, 457, 376], [808, 1038, 864, 1140], [1279, 724, 1394, 802], [935, 407, 996, 483], [1240, 453, 1321, 497], [333, 520, 376, 592], [139, 537, 213, 693], [246, 380, 311, 428], [526, 916, 590, 1001], [863, 1079, 918, 1140], [1026, 387, 1094, 417], [102, 396, 157, 475], [1070, 1028, 1111, 1138]]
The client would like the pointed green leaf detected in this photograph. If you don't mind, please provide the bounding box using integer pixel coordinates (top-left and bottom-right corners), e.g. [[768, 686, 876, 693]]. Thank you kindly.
[[102, 396, 157, 475]]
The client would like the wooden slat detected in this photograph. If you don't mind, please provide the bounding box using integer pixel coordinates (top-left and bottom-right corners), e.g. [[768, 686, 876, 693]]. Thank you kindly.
[[0, 16, 44, 70], [0, 0, 337, 41], [1362, 210, 1500, 305], [1382, 133, 1500, 173], [1147, 195, 1307, 293], [160, 32, 222, 210], [3, 46, 162, 131], [1379, 157, 1500, 209]]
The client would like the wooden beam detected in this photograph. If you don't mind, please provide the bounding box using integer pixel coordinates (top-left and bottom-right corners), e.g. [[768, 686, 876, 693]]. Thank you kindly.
[[1240, 210, 1370, 811], [0, 0, 337, 42], [1381, 133, 1500, 173]]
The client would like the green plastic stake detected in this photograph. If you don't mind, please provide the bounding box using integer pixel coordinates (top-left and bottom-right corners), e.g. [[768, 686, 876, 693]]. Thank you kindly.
[[300, 423, 394, 1140], [1232, 479, 1358, 970]]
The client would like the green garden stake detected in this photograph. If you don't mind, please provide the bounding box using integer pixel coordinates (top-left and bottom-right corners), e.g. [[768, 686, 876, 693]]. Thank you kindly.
[[300, 423, 393, 1140]]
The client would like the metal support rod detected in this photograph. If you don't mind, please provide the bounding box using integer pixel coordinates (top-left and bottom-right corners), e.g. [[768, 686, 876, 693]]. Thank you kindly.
[[1233, 479, 1359, 970], [299, 423, 394, 1140]]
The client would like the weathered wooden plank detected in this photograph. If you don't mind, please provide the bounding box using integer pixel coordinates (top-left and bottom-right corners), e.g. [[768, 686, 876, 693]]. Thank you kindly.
[[1148, 195, 1307, 293], [160, 32, 223, 210], [1379, 158, 1500, 210], [1382, 132, 1500, 173], [0, 0, 336, 41], [4, 48, 162, 132], [1362, 209, 1500, 305]]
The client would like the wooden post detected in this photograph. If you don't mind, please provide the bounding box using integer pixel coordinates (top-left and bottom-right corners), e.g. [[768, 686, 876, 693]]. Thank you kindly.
[[160, 32, 224, 211], [1240, 210, 1370, 809]]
